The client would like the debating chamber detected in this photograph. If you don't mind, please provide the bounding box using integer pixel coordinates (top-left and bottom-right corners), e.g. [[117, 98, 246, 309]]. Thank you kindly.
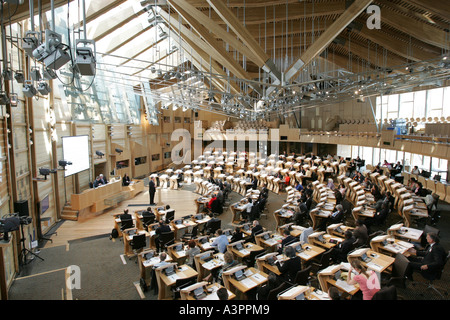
[[0, 0, 449, 306]]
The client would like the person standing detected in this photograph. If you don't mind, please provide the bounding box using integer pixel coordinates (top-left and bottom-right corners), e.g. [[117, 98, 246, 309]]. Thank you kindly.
[[149, 177, 156, 205]]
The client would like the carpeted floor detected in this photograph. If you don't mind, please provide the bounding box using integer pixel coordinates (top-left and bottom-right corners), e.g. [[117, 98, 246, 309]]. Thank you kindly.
[[7, 183, 450, 300]]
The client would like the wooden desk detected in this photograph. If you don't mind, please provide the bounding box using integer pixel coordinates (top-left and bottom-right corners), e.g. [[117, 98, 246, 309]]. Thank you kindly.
[[273, 208, 294, 229], [195, 197, 210, 213], [123, 228, 150, 258], [194, 251, 225, 282], [255, 231, 283, 252], [317, 264, 360, 298], [167, 243, 188, 265], [171, 219, 197, 240], [308, 231, 343, 250], [222, 266, 268, 299], [228, 241, 265, 261], [287, 241, 326, 265], [192, 214, 211, 234], [230, 200, 248, 225], [113, 213, 137, 237], [326, 223, 354, 238], [147, 223, 175, 250], [387, 223, 423, 242], [347, 248, 395, 274], [277, 285, 311, 300], [138, 249, 172, 287], [369, 234, 414, 257], [180, 281, 236, 300], [71, 179, 143, 215], [155, 263, 198, 300]]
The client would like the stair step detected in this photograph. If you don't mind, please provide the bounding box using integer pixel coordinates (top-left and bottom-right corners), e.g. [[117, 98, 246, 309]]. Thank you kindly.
[[61, 209, 78, 221]]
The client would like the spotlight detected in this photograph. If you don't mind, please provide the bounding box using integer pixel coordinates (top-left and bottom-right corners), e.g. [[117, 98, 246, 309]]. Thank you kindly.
[[30, 67, 41, 81], [2, 68, 12, 81], [14, 70, 25, 83], [74, 39, 96, 76], [115, 148, 123, 154], [43, 67, 58, 80], [37, 82, 51, 95], [22, 31, 40, 57], [22, 81, 37, 98], [32, 30, 70, 70], [0, 92, 10, 105]]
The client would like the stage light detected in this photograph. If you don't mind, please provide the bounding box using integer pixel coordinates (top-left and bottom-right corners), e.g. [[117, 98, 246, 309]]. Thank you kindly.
[[32, 30, 70, 70], [95, 150, 104, 158], [22, 31, 40, 57], [43, 67, 58, 80], [14, 71, 25, 83], [0, 92, 10, 105], [74, 39, 96, 76], [22, 81, 37, 98], [37, 82, 51, 95], [115, 148, 123, 154]]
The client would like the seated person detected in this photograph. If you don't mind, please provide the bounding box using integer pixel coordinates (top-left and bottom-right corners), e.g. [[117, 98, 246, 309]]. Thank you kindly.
[[330, 230, 355, 263], [407, 232, 447, 281], [142, 207, 156, 226], [122, 173, 131, 186], [93, 176, 104, 188], [278, 228, 296, 253], [319, 204, 345, 231], [230, 226, 244, 243], [210, 229, 229, 254], [99, 174, 108, 185], [275, 246, 302, 283], [364, 202, 390, 232], [411, 165, 420, 175], [352, 219, 369, 248], [119, 209, 132, 222], [250, 220, 263, 242], [154, 220, 171, 252]]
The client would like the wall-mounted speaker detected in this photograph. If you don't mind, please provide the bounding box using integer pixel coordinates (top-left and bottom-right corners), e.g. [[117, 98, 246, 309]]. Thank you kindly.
[[14, 200, 29, 217]]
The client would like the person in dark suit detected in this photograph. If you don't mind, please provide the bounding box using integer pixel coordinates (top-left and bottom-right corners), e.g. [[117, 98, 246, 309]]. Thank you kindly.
[[119, 209, 132, 221], [230, 226, 244, 243], [352, 219, 369, 248], [275, 246, 302, 282], [407, 232, 447, 280], [93, 176, 103, 188], [250, 220, 263, 242], [155, 220, 171, 252], [278, 228, 296, 254], [99, 174, 108, 185], [330, 230, 355, 263], [319, 204, 344, 231], [149, 177, 156, 205], [122, 173, 131, 186], [142, 207, 156, 227]]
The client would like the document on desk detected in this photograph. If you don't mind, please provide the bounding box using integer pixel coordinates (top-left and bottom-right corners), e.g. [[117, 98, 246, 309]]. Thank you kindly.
[[265, 238, 278, 246], [335, 279, 357, 293], [366, 262, 384, 273], [299, 252, 311, 260], [203, 259, 224, 270], [240, 277, 257, 289], [167, 274, 180, 282], [251, 273, 267, 284], [202, 243, 213, 250], [238, 249, 250, 255]]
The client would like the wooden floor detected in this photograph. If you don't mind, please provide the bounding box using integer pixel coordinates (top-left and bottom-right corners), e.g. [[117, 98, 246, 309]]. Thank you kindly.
[[43, 186, 202, 249]]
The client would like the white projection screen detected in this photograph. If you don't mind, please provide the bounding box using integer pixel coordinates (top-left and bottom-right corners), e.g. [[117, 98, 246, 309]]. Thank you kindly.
[[62, 135, 90, 177]]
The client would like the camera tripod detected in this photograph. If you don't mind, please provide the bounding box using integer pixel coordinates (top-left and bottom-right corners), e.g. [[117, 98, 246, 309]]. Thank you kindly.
[[19, 221, 44, 265]]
